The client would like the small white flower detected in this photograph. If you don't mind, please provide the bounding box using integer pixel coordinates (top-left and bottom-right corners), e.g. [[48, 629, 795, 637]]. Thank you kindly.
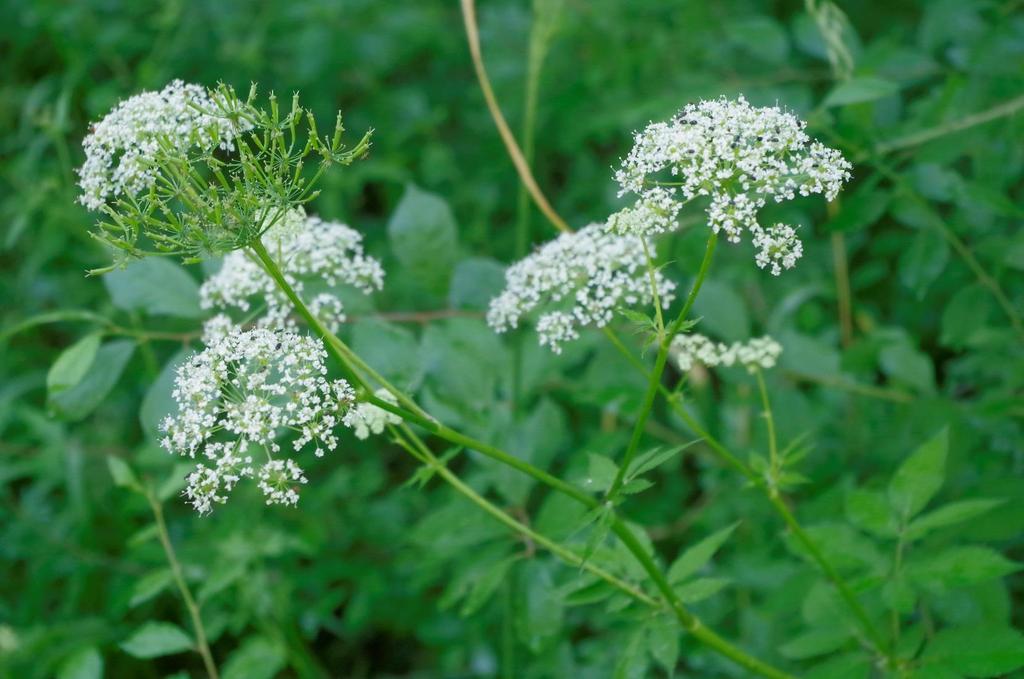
[[487, 223, 676, 353], [161, 328, 356, 513], [78, 80, 250, 211], [670, 333, 782, 373], [200, 208, 384, 333], [609, 95, 850, 273], [344, 389, 402, 440]]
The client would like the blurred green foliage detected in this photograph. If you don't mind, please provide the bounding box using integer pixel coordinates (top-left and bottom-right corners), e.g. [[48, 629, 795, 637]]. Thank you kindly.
[[2, 0, 1023, 677]]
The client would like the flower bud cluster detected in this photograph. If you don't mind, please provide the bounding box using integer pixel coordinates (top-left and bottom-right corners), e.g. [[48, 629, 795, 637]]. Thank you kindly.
[[199, 209, 384, 339], [670, 333, 782, 373], [161, 328, 356, 514], [609, 96, 851, 274], [78, 80, 248, 211], [487, 223, 676, 352]]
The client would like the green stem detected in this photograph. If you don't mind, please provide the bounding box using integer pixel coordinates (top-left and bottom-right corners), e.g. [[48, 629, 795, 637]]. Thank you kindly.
[[874, 93, 1024, 155], [255, 235, 789, 678], [607, 233, 717, 498], [754, 368, 779, 487], [146, 489, 219, 679], [603, 326, 888, 653], [391, 424, 792, 679]]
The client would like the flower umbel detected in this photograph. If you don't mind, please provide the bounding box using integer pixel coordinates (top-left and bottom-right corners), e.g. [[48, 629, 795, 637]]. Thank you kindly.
[[670, 334, 782, 373], [344, 389, 402, 440], [609, 95, 851, 274], [79, 81, 371, 271], [161, 328, 356, 513], [199, 208, 385, 335], [487, 223, 676, 352]]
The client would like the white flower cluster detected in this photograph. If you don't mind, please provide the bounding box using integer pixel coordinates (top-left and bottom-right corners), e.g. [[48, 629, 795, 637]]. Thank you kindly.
[[670, 334, 782, 373], [199, 209, 384, 340], [343, 388, 402, 439], [78, 80, 247, 211], [609, 95, 851, 274], [160, 328, 356, 514], [487, 223, 676, 353]]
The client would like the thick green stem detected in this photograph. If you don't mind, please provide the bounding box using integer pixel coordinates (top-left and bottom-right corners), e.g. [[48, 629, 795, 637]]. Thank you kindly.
[[607, 233, 717, 498]]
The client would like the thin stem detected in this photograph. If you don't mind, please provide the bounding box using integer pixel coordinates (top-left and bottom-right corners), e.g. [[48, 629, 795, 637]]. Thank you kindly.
[[257, 236, 789, 678], [606, 233, 717, 498], [602, 325, 888, 653], [830, 226, 853, 347], [146, 489, 219, 679], [754, 368, 779, 489], [392, 423, 792, 678], [875, 93, 1024, 155], [459, 0, 571, 234]]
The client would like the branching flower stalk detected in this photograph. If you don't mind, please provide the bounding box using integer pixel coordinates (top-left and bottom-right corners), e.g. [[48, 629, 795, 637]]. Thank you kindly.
[[250, 235, 792, 679]]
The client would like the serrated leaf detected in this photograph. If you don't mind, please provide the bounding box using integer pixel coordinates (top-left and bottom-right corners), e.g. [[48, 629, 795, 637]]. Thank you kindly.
[[667, 522, 739, 583], [889, 428, 947, 519], [906, 499, 1005, 541], [119, 622, 193, 658], [922, 624, 1024, 677], [619, 478, 654, 496]]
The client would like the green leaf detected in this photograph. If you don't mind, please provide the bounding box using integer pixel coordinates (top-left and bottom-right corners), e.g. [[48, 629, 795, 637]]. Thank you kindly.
[[56, 647, 103, 679], [49, 339, 136, 421], [779, 628, 853, 660], [351, 320, 422, 391], [823, 77, 899, 107], [614, 627, 648, 679], [47, 333, 101, 396], [461, 557, 515, 617], [516, 560, 564, 652], [140, 348, 189, 441], [879, 337, 935, 394], [690, 280, 749, 340], [888, 428, 947, 519], [129, 569, 173, 607], [675, 577, 731, 603], [909, 546, 1020, 588], [646, 618, 679, 676], [387, 183, 458, 293], [906, 499, 1005, 541], [104, 258, 202, 318], [845, 488, 897, 538], [922, 624, 1024, 677], [940, 284, 992, 349], [899, 228, 949, 299], [667, 522, 739, 583], [448, 257, 506, 311], [726, 16, 789, 63], [583, 453, 619, 493], [107, 455, 141, 492], [222, 636, 287, 679], [119, 622, 194, 658], [627, 442, 693, 480]]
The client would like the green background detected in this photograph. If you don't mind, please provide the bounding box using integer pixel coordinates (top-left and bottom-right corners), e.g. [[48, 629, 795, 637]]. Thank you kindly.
[[2, 0, 1023, 677]]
